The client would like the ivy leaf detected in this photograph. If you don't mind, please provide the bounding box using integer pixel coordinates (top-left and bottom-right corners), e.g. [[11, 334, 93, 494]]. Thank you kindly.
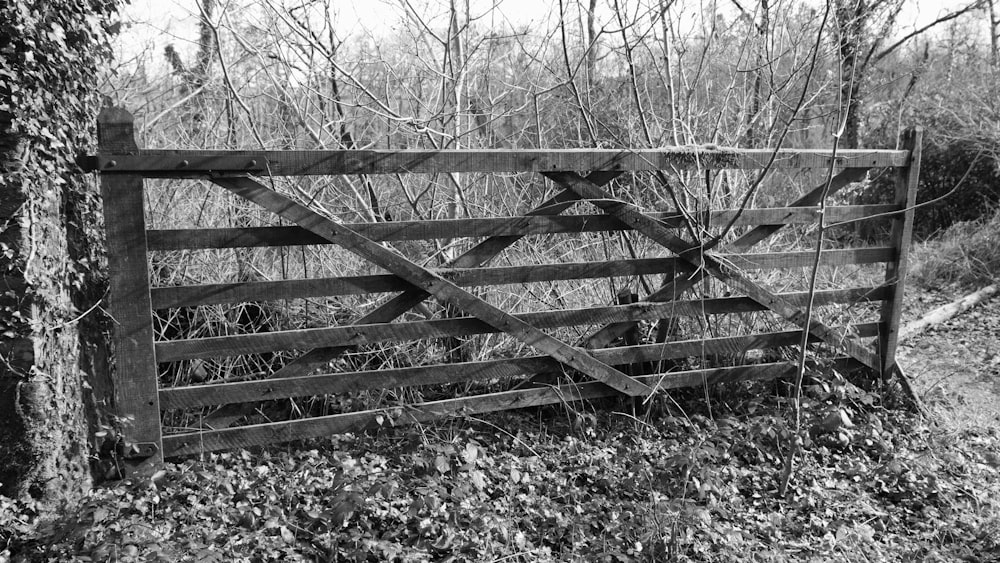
[[470, 470, 486, 491], [435, 455, 450, 474], [92, 507, 109, 523], [462, 443, 478, 464]]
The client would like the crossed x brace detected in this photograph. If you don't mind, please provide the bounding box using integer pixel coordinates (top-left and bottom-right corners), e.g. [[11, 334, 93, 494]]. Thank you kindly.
[[211, 167, 876, 399]]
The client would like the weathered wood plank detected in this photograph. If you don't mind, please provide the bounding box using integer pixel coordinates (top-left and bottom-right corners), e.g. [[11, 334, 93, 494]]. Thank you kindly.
[[161, 362, 802, 456], [159, 323, 880, 409], [81, 148, 908, 177], [546, 171, 882, 370], [733, 168, 870, 248], [213, 176, 653, 397], [145, 205, 898, 250], [164, 357, 555, 409], [260, 177, 608, 382], [573, 168, 875, 351], [150, 257, 681, 308], [193, 183, 600, 430], [155, 288, 888, 362], [725, 247, 891, 270], [97, 107, 162, 463], [879, 128, 923, 380], [150, 248, 893, 309]]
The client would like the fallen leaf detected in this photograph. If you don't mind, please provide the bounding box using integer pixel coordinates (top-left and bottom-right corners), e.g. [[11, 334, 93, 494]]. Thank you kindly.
[[435, 455, 450, 474]]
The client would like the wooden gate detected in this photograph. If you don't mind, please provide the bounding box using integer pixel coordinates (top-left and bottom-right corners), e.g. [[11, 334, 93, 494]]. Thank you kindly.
[[81, 108, 921, 466]]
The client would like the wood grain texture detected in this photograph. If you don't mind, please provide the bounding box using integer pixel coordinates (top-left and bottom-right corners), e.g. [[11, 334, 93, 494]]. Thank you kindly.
[[546, 171, 882, 370], [158, 322, 880, 409], [97, 107, 162, 463], [213, 175, 652, 397], [572, 168, 875, 352], [155, 288, 888, 362], [161, 361, 804, 456], [879, 128, 923, 379], [82, 148, 908, 177], [86, 122, 919, 461], [731, 168, 870, 248], [193, 184, 600, 430], [239, 175, 613, 383], [145, 205, 898, 250], [150, 249, 892, 309]]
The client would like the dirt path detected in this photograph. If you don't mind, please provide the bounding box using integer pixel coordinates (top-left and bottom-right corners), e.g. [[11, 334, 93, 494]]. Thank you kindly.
[[898, 290, 1000, 431]]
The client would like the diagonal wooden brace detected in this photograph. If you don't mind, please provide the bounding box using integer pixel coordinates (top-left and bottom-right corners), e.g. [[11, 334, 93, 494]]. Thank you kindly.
[[575, 168, 870, 350], [212, 175, 653, 397], [545, 171, 880, 370], [266, 172, 620, 380], [202, 173, 620, 429]]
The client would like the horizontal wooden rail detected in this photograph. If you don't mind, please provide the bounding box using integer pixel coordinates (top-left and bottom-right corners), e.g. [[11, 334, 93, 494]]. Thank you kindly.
[[80, 148, 907, 177], [150, 248, 893, 309], [159, 323, 879, 409], [162, 357, 870, 456], [146, 205, 898, 250], [146, 204, 899, 251], [149, 257, 683, 309], [87, 108, 924, 464], [154, 288, 887, 362]]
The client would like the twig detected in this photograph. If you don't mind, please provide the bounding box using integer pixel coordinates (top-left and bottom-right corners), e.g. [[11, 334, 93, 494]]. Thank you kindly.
[[47, 290, 109, 330], [780, 0, 835, 498], [825, 151, 985, 229], [199, 0, 266, 148], [557, 0, 598, 143], [703, 0, 831, 253], [463, 415, 541, 457]]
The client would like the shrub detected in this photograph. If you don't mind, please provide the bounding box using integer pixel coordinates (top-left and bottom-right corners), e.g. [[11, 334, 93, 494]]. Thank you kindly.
[[852, 139, 1000, 241], [908, 140, 1000, 239], [908, 206, 1000, 290]]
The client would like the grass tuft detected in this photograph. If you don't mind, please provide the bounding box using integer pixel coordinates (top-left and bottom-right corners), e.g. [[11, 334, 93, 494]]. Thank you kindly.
[[909, 206, 1000, 291]]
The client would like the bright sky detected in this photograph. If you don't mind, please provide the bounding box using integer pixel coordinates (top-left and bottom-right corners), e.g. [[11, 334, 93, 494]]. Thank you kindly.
[[118, 0, 556, 69], [117, 0, 983, 74]]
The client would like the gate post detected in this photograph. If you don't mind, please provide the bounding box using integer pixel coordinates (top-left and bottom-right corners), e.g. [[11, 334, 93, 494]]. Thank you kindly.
[[98, 107, 162, 467], [879, 127, 923, 383]]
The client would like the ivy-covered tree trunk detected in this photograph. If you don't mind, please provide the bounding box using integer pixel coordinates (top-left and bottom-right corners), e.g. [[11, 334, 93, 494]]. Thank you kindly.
[[0, 0, 120, 505]]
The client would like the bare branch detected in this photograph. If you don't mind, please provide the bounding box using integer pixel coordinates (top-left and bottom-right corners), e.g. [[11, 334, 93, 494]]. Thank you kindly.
[[870, 0, 986, 66]]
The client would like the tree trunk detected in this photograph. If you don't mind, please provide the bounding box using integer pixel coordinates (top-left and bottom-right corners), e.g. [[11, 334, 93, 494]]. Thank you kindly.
[[586, 0, 598, 91], [842, 77, 863, 148], [0, 0, 119, 506], [194, 0, 217, 87], [0, 116, 105, 504], [746, 0, 770, 147], [835, 0, 864, 148], [989, 0, 999, 70]]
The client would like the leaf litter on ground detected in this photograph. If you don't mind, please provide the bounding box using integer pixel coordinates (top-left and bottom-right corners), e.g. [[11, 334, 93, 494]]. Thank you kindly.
[[3, 290, 1000, 562]]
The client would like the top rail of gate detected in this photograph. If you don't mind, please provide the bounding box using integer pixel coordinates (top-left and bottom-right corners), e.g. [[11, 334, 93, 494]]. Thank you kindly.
[[79, 147, 909, 177]]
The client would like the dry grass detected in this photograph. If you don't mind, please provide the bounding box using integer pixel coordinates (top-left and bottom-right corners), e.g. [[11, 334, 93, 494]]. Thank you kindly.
[[908, 207, 1000, 291]]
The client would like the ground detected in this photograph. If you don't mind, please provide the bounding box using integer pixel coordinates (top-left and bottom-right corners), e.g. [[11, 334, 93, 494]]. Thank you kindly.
[[2, 289, 1000, 562], [898, 291, 1000, 434]]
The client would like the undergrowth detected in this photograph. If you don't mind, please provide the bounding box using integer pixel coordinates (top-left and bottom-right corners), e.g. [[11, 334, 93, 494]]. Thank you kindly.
[[908, 207, 1000, 291], [4, 375, 1000, 562]]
